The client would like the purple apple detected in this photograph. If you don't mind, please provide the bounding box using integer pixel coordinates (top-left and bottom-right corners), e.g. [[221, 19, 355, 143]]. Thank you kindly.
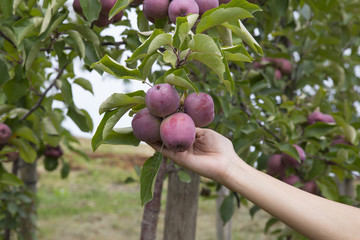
[[281, 144, 305, 168], [275, 69, 282, 79], [143, 0, 170, 22], [307, 111, 335, 125], [331, 135, 351, 146], [283, 175, 301, 186], [168, 0, 200, 23], [266, 154, 286, 178], [160, 112, 196, 152], [130, 0, 144, 6], [100, 0, 117, 15], [5, 151, 19, 162], [73, 0, 83, 15], [112, 10, 124, 23], [0, 123, 12, 145], [145, 83, 180, 117], [93, 13, 114, 27], [44, 145, 63, 158], [219, 0, 231, 4], [195, 0, 219, 15], [301, 180, 319, 195], [184, 92, 214, 127], [131, 108, 162, 143]]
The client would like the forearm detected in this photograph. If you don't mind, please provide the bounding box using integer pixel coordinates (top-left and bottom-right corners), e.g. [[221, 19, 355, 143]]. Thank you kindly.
[[223, 157, 360, 240]]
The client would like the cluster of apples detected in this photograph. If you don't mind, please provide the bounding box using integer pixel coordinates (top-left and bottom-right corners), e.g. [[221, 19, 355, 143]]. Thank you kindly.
[[265, 110, 347, 195], [0, 123, 19, 162], [254, 57, 293, 80], [131, 83, 214, 152], [73, 0, 124, 27], [143, 0, 232, 23]]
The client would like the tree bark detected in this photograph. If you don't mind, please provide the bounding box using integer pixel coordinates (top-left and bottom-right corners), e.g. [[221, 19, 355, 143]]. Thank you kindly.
[[336, 178, 354, 198], [216, 186, 232, 240], [140, 158, 167, 240], [163, 169, 200, 240], [20, 159, 37, 240]]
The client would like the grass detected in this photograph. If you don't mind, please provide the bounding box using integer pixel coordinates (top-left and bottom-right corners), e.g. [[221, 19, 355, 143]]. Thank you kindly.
[[35, 139, 281, 240]]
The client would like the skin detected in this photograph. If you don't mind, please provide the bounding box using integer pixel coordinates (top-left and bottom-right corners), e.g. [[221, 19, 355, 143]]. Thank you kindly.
[[149, 128, 360, 240]]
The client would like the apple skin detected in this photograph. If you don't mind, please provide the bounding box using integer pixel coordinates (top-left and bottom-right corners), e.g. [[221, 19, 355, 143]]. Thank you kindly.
[[44, 145, 63, 158], [112, 10, 124, 23], [301, 180, 319, 195], [131, 108, 162, 143], [281, 144, 305, 168], [0, 123, 12, 145], [168, 0, 200, 23], [307, 111, 335, 125], [130, 0, 144, 6], [73, 0, 83, 15], [100, 0, 117, 15], [283, 175, 301, 186], [145, 83, 180, 117], [266, 154, 286, 179], [184, 92, 214, 127], [275, 69, 282, 79], [143, 0, 170, 22], [93, 13, 114, 27], [5, 151, 19, 163], [331, 135, 351, 146], [219, 0, 231, 4], [195, 0, 219, 15], [160, 112, 196, 152]]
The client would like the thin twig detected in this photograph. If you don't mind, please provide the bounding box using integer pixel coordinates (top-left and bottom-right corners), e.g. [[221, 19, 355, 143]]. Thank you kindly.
[[0, 31, 17, 49], [20, 63, 69, 122]]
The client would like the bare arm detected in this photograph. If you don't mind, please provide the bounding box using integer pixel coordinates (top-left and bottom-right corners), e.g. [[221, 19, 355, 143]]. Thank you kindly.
[[150, 128, 360, 240]]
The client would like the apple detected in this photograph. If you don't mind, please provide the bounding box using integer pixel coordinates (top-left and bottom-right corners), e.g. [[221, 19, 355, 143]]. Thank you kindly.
[[0, 123, 12, 145], [168, 0, 200, 23], [301, 180, 319, 195], [283, 175, 301, 186], [281, 144, 305, 168], [145, 83, 180, 117], [160, 112, 196, 152], [143, 0, 170, 22], [266, 154, 286, 178], [195, 0, 219, 15], [184, 92, 214, 127], [307, 111, 335, 125], [131, 108, 162, 143]]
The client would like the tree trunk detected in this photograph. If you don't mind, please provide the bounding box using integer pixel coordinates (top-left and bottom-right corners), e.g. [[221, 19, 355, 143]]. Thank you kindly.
[[140, 158, 167, 240], [163, 169, 200, 240], [20, 159, 37, 240], [216, 186, 232, 240], [336, 178, 354, 198]]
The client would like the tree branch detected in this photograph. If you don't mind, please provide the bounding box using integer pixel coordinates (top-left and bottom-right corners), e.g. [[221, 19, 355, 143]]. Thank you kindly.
[[20, 63, 69, 122], [0, 31, 17, 49]]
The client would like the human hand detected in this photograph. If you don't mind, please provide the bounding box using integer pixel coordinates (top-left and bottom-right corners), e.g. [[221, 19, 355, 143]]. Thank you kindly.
[[148, 128, 240, 184]]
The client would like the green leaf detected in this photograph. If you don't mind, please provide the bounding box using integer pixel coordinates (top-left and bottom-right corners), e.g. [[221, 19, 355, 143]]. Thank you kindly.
[[10, 138, 37, 163], [7, 202, 18, 216], [196, 7, 253, 34], [177, 170, 192, 183], [173, 14, 199, 49], [317, 176, 339, 201], [109, 0, 130, 19], [25, 40, 43, 70], [74, 78, 94, 94], [67, 104, 93, 133], [220, 194, 235, 224], [304, 122, 336, 138], [80, 0, 102, 22], [222, 44, 253, 62], [138, 52, 159, 79], [61, 161, 70, 179], [92, 111, 140, 151], [140, 152, 163, 206], [0, 59, 10, 86], [68, 30, 86, 59], [147, 33, 172, 55], [0, 173, 23, 187], [40, 0, 67, 35], [163, 49, 177, 68], [264, 218, 279, 234], [99, 93, 145, 114], [276, 143, 300, 163], [44, 156, 59, 171], [126, 29, 164, 64], [223, 21, 263, 55], [189, 34, 221, 56], [15, 126, 40, 148], [91, 54, 143, 80], [164, 69, 199, 93], [103, 105, 134, 139]]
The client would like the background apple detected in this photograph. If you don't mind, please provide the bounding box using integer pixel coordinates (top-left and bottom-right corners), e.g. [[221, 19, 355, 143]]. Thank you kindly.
[[0, 123, 12, 145], [281, 144, 305, 168]]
